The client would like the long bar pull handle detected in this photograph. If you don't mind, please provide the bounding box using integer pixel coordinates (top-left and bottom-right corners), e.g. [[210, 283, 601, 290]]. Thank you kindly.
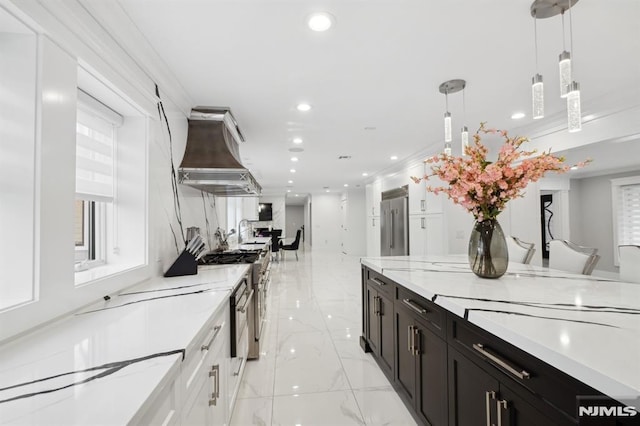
[[496, 399, 508, 426], [390, 209, 395, 249], [408, 325, 414, 353], [421, 217, 426, 229], [371, 277, 386, 287], [201, 325, 222, 351], [237, 289, 255, 313], [473, 344, 531, 380], [402, 298, 428, 315], [485, 391, 495, 426], [208, 364, 220, 406], [374, 296, 380, 316], [421, 199, 426, 211]]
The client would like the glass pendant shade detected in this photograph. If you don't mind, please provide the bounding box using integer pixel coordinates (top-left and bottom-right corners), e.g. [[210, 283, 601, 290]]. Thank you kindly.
[[567, 81, 581, 132], [444, 142, 452, 156], [531, 74, 544, 119], [559, 51, 571, 98], [461, 126, 469, 154], [444, 112, 452, 142]]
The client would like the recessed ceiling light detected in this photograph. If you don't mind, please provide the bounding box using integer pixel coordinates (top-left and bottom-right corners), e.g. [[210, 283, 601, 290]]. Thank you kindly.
[[511, 112, 526, 120], [295, 194, 299, 197], [296, 103, 311, 112], [390, 155, 398, 160], [307, 12, 334, 32], [287, 189, 291, 193], [570, 166, 579, 170], [326, 189, 330, 192], [288, 180, 293, 184], [344, 184, 349, 187], [293, 138, 303, 144], [362, 172, 368, 177], [290, 169, 296, 173], [291, 157, 299, 162]]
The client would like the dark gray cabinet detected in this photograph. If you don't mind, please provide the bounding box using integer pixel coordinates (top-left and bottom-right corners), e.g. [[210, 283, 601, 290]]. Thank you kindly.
[[395, 300, 448, 426], [363, 267, 395, 379]]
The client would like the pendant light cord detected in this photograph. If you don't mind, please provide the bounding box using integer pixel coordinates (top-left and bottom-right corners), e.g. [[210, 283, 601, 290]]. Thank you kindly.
[[568, 0, 575, 77], [462, 87, 466, 123], [561, 11, 566, 52], [533, 15, 539, 72], [445, 90, 449, 112]]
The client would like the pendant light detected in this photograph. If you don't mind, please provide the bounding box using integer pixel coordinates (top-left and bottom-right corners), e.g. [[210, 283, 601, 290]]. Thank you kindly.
[[438, 79, 466, 155], [530, 0, 581, 132], [566, 2, 581, 132], [461, 85, 469, 154], [531, 12, 544, 119]]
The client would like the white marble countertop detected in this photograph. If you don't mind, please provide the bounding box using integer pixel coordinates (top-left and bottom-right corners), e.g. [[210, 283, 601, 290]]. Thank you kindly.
[[0, 264, 250, 425], [361, 256, 640, 404]]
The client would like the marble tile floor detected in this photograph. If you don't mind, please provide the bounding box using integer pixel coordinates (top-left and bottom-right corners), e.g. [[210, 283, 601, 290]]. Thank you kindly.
[[230, 249, 417, 426]]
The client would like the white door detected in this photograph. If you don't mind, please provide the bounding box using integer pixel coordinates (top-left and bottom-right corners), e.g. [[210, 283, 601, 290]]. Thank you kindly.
[[341, 198, 348, 254]]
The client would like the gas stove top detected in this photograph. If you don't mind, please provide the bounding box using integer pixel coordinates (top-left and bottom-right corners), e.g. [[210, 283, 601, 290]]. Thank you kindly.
[[199, 250, 260, 265]]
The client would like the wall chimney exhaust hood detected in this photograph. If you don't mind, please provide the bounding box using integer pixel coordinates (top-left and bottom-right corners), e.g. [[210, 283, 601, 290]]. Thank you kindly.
[[178, 107, 261, 196]]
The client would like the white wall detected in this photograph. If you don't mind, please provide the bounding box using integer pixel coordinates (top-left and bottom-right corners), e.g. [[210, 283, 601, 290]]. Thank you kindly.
[[310, 193, 341, 252], [285, 205, 304, 239]]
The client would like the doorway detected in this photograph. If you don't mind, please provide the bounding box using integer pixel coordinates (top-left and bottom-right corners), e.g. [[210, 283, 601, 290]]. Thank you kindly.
[[540, 194, 553, 259]]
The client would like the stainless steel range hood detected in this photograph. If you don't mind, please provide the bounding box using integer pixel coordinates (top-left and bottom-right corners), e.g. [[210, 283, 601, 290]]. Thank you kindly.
[[178, 107, 261, 196]]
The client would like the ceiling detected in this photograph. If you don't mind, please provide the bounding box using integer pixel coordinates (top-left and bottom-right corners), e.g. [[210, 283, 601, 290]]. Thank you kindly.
[[113, 0, 640, 195]]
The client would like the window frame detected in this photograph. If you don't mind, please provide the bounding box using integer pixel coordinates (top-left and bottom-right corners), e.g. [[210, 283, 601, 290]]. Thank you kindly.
[[610, 175, 640, 266]]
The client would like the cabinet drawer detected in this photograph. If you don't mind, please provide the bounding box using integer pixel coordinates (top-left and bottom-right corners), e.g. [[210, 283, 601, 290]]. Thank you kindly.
[[448, 317, 598, 424], [396, 286, 445, 337], [365, 268, 395, 297]]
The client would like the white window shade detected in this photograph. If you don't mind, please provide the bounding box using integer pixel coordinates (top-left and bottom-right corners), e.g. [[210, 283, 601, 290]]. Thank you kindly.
[[617, 183, 640, 245], [76, 108, 115, 202]]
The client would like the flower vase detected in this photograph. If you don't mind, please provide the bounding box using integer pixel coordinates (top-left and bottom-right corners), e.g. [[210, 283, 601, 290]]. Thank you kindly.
[[468, 219, 508, 279]]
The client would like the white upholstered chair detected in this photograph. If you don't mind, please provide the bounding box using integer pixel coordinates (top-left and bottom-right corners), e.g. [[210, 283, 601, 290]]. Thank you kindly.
[[618, 245, 640, 283], [506, 236, 536, 264], [548, 240, 600, 275]]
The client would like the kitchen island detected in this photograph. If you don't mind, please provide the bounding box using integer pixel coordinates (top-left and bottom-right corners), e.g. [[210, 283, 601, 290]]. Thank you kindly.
[[0, 264, 250, 425], [361, 256, 640, 426]]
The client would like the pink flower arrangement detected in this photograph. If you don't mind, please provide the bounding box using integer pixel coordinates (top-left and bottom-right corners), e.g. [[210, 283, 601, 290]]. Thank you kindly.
[[412, 122, 590, 222]]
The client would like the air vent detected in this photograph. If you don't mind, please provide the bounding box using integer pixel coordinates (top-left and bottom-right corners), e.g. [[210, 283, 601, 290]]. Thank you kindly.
[[289, 147, 304, 152], [338, 155, 351, 160]]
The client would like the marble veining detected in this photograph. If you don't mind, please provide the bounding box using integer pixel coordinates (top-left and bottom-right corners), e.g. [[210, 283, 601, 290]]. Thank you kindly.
[[0, 349, 184, 404]]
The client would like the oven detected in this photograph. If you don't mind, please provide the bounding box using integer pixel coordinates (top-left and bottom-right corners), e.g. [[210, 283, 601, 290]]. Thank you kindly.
[[229, 274, 253, 358]]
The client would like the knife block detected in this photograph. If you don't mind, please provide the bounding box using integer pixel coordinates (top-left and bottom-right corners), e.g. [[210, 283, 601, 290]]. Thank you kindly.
[[164, 249, 198, 277]]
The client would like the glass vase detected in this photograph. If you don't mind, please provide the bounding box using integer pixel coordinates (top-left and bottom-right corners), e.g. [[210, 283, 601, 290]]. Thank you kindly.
[[468, 219, 508, 279]]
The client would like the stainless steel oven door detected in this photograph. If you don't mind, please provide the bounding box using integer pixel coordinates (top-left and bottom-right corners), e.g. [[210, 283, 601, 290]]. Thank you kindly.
[[230, 277, 253, 358]]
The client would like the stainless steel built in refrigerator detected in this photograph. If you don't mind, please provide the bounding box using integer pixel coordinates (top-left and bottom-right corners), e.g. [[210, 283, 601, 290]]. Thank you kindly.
[[380, 187, 409, 256]]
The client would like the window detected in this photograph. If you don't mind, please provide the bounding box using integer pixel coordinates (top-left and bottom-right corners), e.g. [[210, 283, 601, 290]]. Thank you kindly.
[[74, 93, 118, 272], [611, 176, 640, 265]]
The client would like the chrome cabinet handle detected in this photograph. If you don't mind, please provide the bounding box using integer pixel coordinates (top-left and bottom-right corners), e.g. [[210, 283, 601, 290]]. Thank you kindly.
[[201, 325, 222, 351], [208, 364, 219, 406], [371, 277, 386, 287], [421, 199, 426, 211], [372, 217, 375, 227], [407, 325, 414, 353], [412, 327, 421, 355], [402, 298, 427, 315], [485, 391, 496, 426], [390, 209, 395, 249], [373, 296, 380, 316], [473, 344, 531, 380], [421, 217, 425, 229], [237, 289, 255, 313], [496, 399, 508, 426], [233, 357, 244, 376]]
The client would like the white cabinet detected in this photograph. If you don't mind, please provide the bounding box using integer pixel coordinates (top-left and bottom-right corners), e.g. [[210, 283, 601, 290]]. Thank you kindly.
[[181, 304, 229, 425], [407, 163, 427, 215], [365, 180, 382, 217], [366, 215, 381, 257], [408, 213, 446, 256], [134, 379, 179, 426]]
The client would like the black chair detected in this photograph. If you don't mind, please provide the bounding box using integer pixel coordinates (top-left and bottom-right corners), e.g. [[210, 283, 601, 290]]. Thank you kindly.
[[269, 229, 282, 260], [280, 229, 301, 260]]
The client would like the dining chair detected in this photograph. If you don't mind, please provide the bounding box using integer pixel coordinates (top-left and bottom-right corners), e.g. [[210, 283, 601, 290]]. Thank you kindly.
[[280, 229, 302, 260], [269, 229, 282, 261], [506, 236, 536, 264], [548, 239, 600, 275], [618, 245, 640, 283]]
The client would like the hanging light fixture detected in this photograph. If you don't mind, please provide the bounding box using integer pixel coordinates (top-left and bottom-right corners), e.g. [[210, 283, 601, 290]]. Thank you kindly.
[[530, 0, 581, 132], [439, 79, 465, 155], [461, 84, 469, 154], [531, 10, 544, 119]]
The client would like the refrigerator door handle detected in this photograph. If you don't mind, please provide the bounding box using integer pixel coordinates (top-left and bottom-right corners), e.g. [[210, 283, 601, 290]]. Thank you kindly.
[[390, 209, 394, 249]]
